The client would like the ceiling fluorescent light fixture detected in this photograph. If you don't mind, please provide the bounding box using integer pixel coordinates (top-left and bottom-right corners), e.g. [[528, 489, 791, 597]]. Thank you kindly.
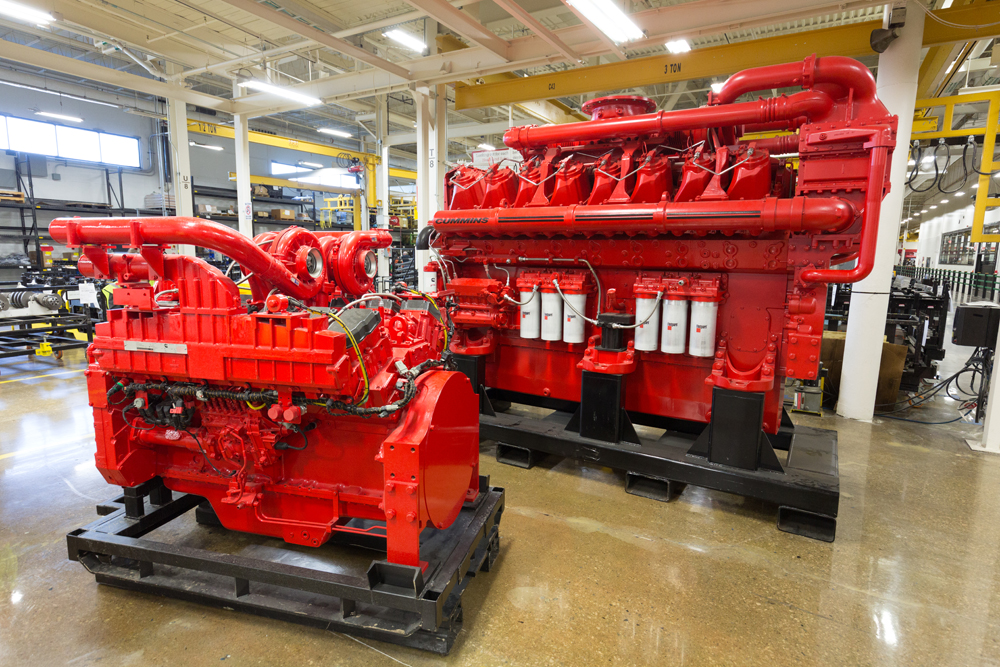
[[710, 82, 724, 93], [665, 39, 690, 54], [566, 0, 643, 44], [384, 29, 426, 53], [0, 0, 54, 25], [299, 161, 323, 169], [318, 128, 351, 138], [239, 80, 321, 107], [123, 107, 167, 119], [0, 80, 118, 108], [35, 111, 82, 123], [189, 141, 223, 151], [477, 143, 496, 151]]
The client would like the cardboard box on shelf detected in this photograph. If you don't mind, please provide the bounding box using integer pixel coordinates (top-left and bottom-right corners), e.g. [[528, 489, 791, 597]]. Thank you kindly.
[[28, 250, 52, 267], [257, 210, 269, 219], [196, 204, 220, 215], [271, 208, 295, 220]]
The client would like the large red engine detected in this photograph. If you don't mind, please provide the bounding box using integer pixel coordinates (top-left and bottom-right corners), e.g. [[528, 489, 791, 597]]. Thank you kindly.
[[51, 217, 480, 567], [423, 56, 897, 540]]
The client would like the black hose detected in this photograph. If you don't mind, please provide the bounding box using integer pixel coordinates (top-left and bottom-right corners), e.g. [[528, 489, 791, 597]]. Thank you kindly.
[[908, 142, 939, 193], [275, 423, 308, 451], [937, 141, 969, 195]]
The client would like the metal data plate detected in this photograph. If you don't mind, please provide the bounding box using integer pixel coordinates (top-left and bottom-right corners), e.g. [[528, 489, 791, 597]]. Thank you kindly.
[[123, 341, 189, 354]]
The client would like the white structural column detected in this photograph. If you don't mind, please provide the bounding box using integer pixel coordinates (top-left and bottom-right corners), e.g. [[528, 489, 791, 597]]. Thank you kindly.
[[376, 94, 391, 281], [415, 87, 433, 290], [233, 84, 253, 238], [836, 2, 924, 421], [432, 83, 448, 210], [414, 82, 447, 291], [166, 97, 195, 256]]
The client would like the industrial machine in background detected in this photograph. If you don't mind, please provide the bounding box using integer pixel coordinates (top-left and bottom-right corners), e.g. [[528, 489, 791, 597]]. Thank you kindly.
[[825, 276, 949, 393], [54, 216, 502, 653], [887, 277, 949, 392], [952, 301, 1000, 424], [423, 55, 897, 542]]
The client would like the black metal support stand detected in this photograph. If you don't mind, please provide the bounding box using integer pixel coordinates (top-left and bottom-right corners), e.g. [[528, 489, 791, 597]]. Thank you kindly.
[[476, 381, 839, 542], [68, 476, 504, 654]]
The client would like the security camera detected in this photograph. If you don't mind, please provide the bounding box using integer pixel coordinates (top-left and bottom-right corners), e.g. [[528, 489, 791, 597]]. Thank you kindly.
[[870, 28, 898, 53]]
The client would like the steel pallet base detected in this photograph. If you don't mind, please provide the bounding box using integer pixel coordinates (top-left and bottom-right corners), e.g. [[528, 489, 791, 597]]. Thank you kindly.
[[482, 408, 838, 542], [66, 476, 504, 654]]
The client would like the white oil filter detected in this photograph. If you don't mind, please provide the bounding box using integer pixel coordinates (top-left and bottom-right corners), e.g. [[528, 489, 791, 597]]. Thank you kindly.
[[422, 267, 438, 293], [688, 300, 719, 357], [519, 291, 540, 339], [540, 291, 563, 341], [562, 293, 587, 344], [661, 299, 688, 354], [634, 297, 661, 351]]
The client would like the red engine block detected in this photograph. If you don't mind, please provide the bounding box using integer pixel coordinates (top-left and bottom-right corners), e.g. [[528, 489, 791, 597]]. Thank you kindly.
[[50, 217, 480, 568], [426, 56, 897, 436]]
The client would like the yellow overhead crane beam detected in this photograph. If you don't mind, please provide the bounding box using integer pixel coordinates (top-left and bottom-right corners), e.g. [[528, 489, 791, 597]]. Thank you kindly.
[[389, 167, 417, 180], [438, 34, 586, 124], [455, 4, 1000, 110], [189, 120, 377, 223]]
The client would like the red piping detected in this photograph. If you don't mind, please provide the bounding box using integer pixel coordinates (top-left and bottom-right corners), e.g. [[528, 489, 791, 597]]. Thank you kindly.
[[504, 90, 833, 150], [50, 216, 320, 299]]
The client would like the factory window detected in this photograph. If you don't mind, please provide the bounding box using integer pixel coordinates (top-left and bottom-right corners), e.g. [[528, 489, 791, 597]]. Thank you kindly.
[[0, 114, 140, 168], [940, 228, 975, 266], [56, 125, 101, 162]]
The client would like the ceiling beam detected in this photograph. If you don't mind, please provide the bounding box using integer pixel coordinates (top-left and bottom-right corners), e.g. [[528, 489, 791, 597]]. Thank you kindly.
[[386, 119, 513, 146], [61, 0, 242, 65], [267, 0, 345, 34], [400, 0, 509, 60], [491, 0, 582, 64], [455, 3, 1000, 109], [0, 41, 234, 110], [436, 33, 583, 123], [213, 0, 413, 79]]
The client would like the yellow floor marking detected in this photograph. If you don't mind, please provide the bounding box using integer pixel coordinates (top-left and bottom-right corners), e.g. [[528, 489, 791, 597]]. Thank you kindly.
[[0, 368, 86, 385]]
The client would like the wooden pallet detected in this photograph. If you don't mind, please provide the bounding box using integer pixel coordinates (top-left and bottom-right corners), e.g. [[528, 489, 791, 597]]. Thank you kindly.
[[0, 190, 25, 203]]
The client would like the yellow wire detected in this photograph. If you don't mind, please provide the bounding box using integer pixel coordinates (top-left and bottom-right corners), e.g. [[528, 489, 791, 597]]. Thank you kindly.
[[326, 310, 370, 406], [401, 287, 449, 351], [246, 401, 265, 410]]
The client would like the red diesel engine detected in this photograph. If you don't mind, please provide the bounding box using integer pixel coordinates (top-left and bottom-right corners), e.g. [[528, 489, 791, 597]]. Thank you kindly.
[[423, 56, 897, 542], [51, 217, 485, 569]]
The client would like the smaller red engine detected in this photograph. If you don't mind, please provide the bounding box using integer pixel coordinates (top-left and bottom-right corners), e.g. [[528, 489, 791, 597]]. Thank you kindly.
[[50, 217, 481, 568]]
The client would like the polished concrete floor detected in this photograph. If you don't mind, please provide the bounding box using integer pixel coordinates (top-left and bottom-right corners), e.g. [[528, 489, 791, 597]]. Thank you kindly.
[[1, 347, 999, 666]]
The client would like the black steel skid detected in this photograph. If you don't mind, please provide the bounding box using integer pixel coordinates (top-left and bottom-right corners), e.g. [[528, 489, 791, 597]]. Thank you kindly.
[[457, 353, 838, 542], [67, 476, 504, 654]]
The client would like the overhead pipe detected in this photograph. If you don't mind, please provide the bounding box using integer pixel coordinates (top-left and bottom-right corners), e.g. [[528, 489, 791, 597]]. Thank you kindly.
[[431, 197, 855, 237], [50, 217, 319, 299], [503, 90, 834, 150], [713, 55, 877, 108]]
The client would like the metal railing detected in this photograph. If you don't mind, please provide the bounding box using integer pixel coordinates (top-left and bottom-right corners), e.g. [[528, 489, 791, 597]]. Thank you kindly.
[[895, 265, 998, 302]]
